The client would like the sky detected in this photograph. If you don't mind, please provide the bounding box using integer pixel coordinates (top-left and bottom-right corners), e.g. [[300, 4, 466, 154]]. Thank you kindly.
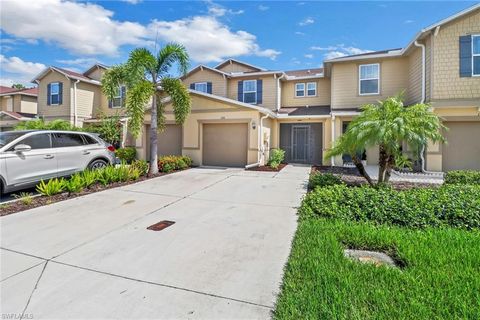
[[0, 0, 478, 87]]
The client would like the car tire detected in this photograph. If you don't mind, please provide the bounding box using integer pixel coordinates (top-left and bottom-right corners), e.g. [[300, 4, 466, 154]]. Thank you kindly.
[[88, 159, 108, 170]]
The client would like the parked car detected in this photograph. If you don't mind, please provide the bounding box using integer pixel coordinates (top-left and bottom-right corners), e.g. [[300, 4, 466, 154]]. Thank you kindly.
[[0, 130, 116, 195]]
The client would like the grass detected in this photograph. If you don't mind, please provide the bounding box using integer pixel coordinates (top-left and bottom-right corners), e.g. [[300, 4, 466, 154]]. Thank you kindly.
[[274, 219, 480, 319]]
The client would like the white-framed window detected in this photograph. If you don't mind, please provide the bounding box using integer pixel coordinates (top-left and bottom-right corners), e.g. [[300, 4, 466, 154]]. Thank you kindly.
[[295, 83, 305, 97], [112, 85, 126, 108], [50, 82, 60, 105], [307, 82, 317, 96], [473, 34, 480, 76], [359, 63, 380, 95], [243, 80, 257, 104], [194, 82, 208, 93]]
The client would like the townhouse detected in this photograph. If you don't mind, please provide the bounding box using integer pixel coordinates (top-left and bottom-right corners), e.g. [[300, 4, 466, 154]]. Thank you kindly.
[[0, 86, 38, 131], [32, 3, 480, 171]]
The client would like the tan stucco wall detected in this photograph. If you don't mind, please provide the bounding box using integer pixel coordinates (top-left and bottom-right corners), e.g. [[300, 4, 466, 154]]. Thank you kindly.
[[182, 68, 227, 97], [281, 78, 331, 107], [217, 61, 259, 73], [330, 57, 409, 109], [431, 10, 480, 101], [228, 74, 277, 110], [37, 70, 72, 122]]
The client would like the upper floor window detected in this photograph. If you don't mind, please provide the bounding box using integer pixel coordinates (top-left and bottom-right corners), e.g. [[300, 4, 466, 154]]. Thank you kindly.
[[307, 82, 317, 96], [48, 82, 62, 105], [243, 80, 257, 104], [194, 82, 208, 93], [473, 35, 480, 76], [295, 83, 305, 97], [111, 85, 126, 108], [359, 63, 380, 95]]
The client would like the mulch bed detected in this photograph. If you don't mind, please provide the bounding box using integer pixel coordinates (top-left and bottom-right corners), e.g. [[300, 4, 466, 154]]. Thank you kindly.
[[246, 163, 287, 172], [312, 166, 439, 190], [0, 169, 188, 217]]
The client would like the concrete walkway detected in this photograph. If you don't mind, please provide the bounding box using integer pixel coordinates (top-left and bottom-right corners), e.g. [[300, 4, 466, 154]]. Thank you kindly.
[[0, 164, 310, 319]]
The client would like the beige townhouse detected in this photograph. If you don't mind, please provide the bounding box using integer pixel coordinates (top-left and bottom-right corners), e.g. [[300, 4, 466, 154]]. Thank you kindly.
[[33, 3, 479, 171], [0, 86, 38, 131]]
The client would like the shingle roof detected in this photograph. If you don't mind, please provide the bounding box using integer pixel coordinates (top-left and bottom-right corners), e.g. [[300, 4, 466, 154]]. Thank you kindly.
[[55, 67, 93, 81], [0, 86, 38, 96], [278, 105, 331, 116], [284, 68, 324, 77]]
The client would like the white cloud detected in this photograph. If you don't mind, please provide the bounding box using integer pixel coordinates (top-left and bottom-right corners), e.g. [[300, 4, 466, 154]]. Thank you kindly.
[[0, 55, 46, 85], [404, 19, 414, 24], [121, 0, 142, 4], [311, 44, 372, 60], [295, 31, 306, 36], [56, 58, 101, 69], [258, 5, 269, 11], [1, 0, 276, 63], [299, 17, 315, 26], [304, 54, 314, 59], [150, 16, 280, 62]]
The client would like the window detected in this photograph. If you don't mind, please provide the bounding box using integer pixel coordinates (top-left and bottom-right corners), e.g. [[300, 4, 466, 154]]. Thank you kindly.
[[307, 82, 317, 96], [295, 83, 305, 97], [473, 35, 480, 76], [0, 132, 26, 148], [50, 82, 60, 105], [359, 64, 380, 95], [52, 133, 85, 148], [243, 80, 257, 104], [16, 134, 51, 150], [194, 82, 208, 93], [112, 85, 126, 108], [82, 134, 98, 145]]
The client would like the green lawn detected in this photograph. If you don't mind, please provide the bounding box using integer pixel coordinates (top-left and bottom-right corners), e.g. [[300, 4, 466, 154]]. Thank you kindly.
[[274, 219, 480, 319]]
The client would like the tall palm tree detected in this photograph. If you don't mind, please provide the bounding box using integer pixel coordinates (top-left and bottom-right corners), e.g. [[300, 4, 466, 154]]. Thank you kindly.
[[102, 44, 191, 175], [326, 94, 445, 186]]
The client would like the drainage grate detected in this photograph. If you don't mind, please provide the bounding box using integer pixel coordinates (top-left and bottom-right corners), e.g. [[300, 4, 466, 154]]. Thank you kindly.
[[147, 220, 175, 231]]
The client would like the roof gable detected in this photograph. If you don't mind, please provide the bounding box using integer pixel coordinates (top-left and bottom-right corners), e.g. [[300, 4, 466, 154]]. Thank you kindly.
[[214, 59, 266, 73]]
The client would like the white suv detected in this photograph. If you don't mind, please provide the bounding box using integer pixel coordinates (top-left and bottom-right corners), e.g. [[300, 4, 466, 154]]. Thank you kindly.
[[0, 130, 116, 195]]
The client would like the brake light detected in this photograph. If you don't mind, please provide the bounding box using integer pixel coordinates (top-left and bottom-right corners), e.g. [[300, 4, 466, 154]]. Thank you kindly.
[[107, 145, 116, 152]]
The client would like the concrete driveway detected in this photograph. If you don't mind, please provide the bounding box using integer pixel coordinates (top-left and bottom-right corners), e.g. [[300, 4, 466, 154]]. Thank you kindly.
[[0, 164, 309, 319]]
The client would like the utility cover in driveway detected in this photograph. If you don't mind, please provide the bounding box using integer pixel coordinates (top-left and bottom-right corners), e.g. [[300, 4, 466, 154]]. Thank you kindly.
[[202, 123, 248, 167]]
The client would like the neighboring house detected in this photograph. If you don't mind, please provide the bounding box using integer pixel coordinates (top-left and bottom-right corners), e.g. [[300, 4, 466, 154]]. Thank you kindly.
[[149, 4, 479, 171], [0, 86, 38, 131]]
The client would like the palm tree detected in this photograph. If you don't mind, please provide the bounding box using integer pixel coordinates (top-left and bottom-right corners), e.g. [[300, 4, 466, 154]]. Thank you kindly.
[[326, 94, 445, 187], [102, 44, 191, 175]]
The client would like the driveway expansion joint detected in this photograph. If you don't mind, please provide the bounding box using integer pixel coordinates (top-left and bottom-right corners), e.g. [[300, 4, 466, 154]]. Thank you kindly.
[[20, 261, 48, 320]]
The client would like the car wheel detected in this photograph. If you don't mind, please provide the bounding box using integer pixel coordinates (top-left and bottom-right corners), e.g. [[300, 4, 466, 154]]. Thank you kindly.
[[88, 159, 108, 170]]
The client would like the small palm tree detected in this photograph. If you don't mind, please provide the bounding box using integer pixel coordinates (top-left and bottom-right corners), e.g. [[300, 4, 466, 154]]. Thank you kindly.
[[326, 94, 446, 186], [102, 44, 191, 175]]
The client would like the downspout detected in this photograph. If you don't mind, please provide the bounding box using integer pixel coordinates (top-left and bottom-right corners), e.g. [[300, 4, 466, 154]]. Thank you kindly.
[[331, 114, 335, 166], [414, 40, 437, 174], [73, 79, 80, 127], [276, 74, 285, 111], [245, 114, 269, 168]]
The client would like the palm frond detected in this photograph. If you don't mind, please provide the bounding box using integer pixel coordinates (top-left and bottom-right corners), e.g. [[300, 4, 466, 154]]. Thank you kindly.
[[126, 48, 157, 84], [160, 77, 191, 125], [125, 80, 155, 137], [157, 43, 190, 77], [101, 65, 127, 100]]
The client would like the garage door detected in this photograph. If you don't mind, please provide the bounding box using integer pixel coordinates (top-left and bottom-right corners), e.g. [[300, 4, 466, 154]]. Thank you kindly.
[[203, 123, 248, 167], [146, 124, 182, 157], [442, 121, 480, 171]]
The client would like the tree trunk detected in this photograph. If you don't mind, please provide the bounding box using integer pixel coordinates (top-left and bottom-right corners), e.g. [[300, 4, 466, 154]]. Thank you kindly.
[[352, 155, 375, 187], [148, 93, 159, 175], [384, 154, 395, 183], [377, 145, 388, 184]]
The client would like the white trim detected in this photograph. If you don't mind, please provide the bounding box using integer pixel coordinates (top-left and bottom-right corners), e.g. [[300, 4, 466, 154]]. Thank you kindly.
[[182, 64, 229, 79], [472, 34, 480, 76], [214, 59, 266, 71], [0, 91, 37, 98], [194, 82, 208, 93], [276, 114, 330, 119], [358, 63, 380, 95], [330, 111, 361, 116], [111, 85, 126, 109], [243, 79, 257, 104], [306, 82, 317, 97], [0, 111, 35, 121], [294, 83, 305, 97], [50, 82, 60, 106], [229, 71, 283, 77], [31, 66, 100, 85]]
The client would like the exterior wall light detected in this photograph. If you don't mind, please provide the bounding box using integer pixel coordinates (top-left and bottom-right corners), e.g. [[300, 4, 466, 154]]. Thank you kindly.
[[252, 121, 257, 130]]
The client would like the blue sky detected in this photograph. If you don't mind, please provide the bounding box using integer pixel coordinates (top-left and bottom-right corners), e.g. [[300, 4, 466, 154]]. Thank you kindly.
[[0, 0, 477, 86]]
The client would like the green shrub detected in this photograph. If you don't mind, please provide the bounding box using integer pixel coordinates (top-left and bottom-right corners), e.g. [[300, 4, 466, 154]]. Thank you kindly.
[[81, 170, 98, 188], [36, 178, 66, 196], [130, 160, 149, 176], [444, 170, 480, 185], [15, 119, 81, 131], [158, 155, 192, 173], [268, 148, 285, 169], [13, 192, 34, 205], [300, 184, 480, 229], [128, 167, 141, 180], [115, 147, 137, 164], [65, 173, 84, 194], [308, 172, 343, 189]]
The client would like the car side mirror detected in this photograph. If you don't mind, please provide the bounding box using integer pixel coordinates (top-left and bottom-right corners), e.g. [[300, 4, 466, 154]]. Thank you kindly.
[[14, 144, 32, 152]]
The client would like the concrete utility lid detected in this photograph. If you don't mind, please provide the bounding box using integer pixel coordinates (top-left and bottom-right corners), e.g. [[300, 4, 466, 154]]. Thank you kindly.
[[344, 249, 397, 268]]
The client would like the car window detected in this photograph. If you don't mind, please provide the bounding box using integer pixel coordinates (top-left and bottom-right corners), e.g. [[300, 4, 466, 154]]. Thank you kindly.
[[82, 134, 98, 145], [52, 133, 85, 148], [0, 131, 26, 148], [17, 133, 51, 150]]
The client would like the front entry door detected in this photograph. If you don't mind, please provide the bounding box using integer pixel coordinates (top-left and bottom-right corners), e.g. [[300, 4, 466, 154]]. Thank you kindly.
[[292, 125, 310, 163]]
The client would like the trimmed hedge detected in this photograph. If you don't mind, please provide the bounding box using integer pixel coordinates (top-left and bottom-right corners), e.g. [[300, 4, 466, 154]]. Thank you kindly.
[[158, 155, 192, 173], [300, 184, 480, 229], [308, 172, 343, 189], [115, 147, 137, 164], [444, 170, 480, 185]]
